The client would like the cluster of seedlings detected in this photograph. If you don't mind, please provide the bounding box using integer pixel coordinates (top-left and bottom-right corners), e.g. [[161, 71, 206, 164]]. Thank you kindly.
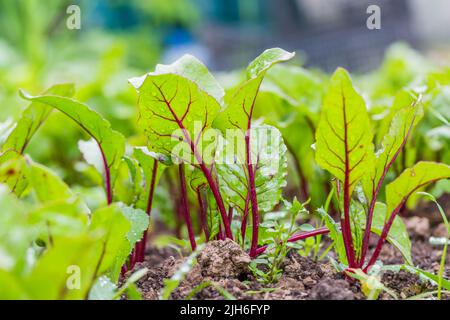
[[0, 47, 449, 300]]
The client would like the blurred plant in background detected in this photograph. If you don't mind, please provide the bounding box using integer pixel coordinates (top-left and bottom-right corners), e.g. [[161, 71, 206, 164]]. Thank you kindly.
[[0, 0, 201, 187]]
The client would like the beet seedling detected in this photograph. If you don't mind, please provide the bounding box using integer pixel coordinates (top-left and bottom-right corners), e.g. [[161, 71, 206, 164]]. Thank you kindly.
[[18, 89, 126, 205], [314, 68, 450, 271], [249, 198, 308, 284], [130, 49, 299, 256]]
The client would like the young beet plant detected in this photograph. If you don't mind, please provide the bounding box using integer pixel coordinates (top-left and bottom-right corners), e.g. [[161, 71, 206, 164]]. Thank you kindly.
[[314, 68, 450, 271], [0, 84, 152, 296], [129, 48, 303, 257], [17, 87, 126, 206], [9, 85, 175, 272]]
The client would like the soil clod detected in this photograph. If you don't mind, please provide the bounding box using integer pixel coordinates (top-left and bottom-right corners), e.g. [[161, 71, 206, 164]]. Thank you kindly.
[[197, 239, 251, 278]]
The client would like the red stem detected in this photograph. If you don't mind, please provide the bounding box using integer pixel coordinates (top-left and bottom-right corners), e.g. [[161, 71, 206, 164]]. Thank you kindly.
[[364, 200, 405, 271], [218, 223, 224, 240], [247, 129, 260, 258], [364, 179, 438, 271], [241, 193, 250, 242], [196, 188, 209, 240], [179, 165, 197, 250], [136, 159, 159, 262], [241, 80, 264, 258], [99, 145, 112, 205], [358, 114, 417, 267], [255, 227, 330, 255], [341, 95, 356, 267], [198, 160, 233, 239], [166, 171, 183, 239], [228, 206, 233, 223]]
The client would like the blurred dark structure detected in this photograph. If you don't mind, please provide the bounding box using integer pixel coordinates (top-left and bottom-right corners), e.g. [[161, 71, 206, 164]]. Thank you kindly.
[[81, 0, 450, 72], [197, 0, 415, 72]]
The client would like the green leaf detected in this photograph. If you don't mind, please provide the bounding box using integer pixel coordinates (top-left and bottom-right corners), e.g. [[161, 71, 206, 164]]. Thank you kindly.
[[25, 235, 101, 299], [185, 165, 207, 192], [0, 119, 15, 148], [216, 125, 287, 214], [113, 156, 142, 206], [363, 92, 423, 203], [205, 189, 220, 240], [370, 202, 412, 265], [264, 64, 325, 112], [19, 92, 126, 184], [386, 162, 450, 216], [89, 204, 149, 282], [0, 270, 29, 299], [28, 200, 89, 246], [0, 150, 28, 196], [350, 200, 365, 257], [120, 204, 150, 246], [129, 55, 223, 165], [24, 161, 91, 244], [26, 161, 74, 203], [407, 267, 450, 291], [88, 275, 117, 300], [2, 84, 75, 154], [416, 192, 449, 230], [124, 284, 143, 300], [315, 68, 375, 195], [113, 267, 148, 300], [185, 281, 236, 300], [247, 48, 296, 79], [214, 48, 294, 131], [253, 65, 327, 205], [89, 268, 148, 300], [316, 207, 347, 265], [0, 184, 31, 275], [89, 205, 131, 282]]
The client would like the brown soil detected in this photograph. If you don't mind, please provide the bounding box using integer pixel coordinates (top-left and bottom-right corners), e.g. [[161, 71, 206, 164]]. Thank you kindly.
[[130, 199, 450, 300]]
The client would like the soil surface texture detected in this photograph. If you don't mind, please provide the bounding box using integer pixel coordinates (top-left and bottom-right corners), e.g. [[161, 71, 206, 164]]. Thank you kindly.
[[130, 201, 450, 300]]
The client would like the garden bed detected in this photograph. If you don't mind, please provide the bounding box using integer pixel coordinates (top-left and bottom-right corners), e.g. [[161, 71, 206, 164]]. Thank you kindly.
[[131, 203, 450, 300]]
